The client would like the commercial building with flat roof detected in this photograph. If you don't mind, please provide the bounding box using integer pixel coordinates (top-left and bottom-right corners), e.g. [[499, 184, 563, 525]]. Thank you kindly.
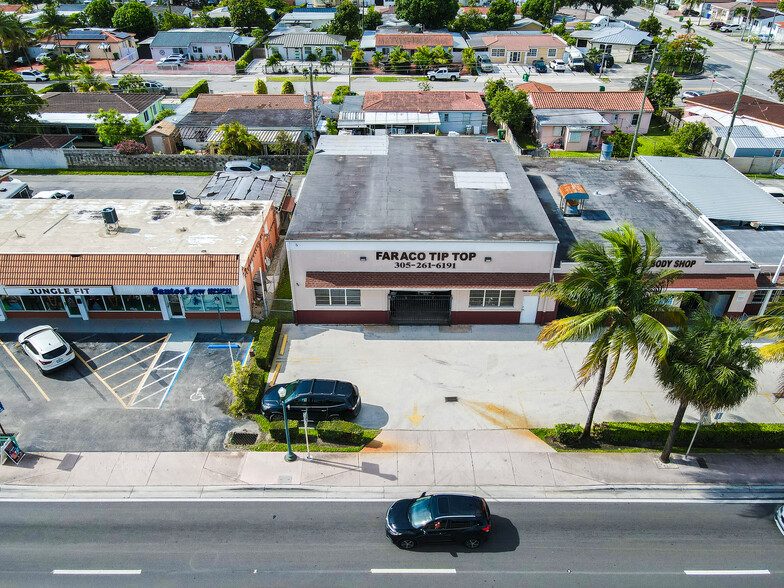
[[0, 199, 277, 323], [287, 135, 559, 325]]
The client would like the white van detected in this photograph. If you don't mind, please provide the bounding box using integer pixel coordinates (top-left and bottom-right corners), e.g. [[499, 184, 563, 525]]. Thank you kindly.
[[565, 48, 585, 72]]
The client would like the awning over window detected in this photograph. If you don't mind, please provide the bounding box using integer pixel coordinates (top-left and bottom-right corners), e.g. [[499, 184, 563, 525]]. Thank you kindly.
[[76, 43, 90, 50], [40, 43, 56, 50]]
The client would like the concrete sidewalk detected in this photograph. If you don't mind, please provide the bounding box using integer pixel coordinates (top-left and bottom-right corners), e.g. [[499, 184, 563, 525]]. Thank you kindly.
[[2, 430, 783, 498]]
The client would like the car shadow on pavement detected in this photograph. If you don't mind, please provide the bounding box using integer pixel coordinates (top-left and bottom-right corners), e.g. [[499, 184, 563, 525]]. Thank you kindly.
[[411, 515, 520, 554], [355, 403, 389, 428]]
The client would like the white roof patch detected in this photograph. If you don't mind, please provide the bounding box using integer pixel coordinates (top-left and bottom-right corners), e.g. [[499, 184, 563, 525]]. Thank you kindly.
[[453, 171, 511, 190], [316, 134, 389, 156]]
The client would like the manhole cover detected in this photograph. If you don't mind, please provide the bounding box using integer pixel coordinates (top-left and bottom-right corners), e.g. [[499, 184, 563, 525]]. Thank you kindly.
[[230, 432, 258, 445], [444, 396, 458, 403]]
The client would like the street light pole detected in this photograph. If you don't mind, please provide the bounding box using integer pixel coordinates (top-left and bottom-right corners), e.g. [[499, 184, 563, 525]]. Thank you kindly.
[[629, 47, 657, 161], [278, 387, 297, 462], [213, 295, 223, 335]]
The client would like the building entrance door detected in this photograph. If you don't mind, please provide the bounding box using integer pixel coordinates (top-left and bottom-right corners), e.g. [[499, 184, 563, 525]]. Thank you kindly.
[[389, 291, 451, 325], [62, 295, 83, 319], [166, 294, 185, 318], [509, 51, 522, 63]]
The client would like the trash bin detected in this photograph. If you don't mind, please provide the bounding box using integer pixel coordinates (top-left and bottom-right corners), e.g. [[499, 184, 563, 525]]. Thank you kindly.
[[523, 73, 530, 82], [599, 85, 605, 92], [498, 129, 506, 140], [600, 142, 614, 161], [679, 16, 683, 21]]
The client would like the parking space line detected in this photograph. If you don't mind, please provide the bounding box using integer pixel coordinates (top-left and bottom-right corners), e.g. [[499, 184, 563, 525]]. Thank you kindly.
[[88, 335, 144, 362], [279, 334, 288, 355], [92, 336, 168, 371], [156, 345, 192, 409], [0, 339, 50, 402], [73, 350, 127, 408], [103, 353, 158, 380], [126, 334, 170, 408], [269, 362, 281, 386], [114, 372, 147, 391]]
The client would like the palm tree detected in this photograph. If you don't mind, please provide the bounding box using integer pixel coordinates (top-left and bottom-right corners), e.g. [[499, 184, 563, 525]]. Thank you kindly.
[[533, 224, 687, 442], [216, 121, 260, 155], [748, 298, 784, 396], [462, 46, 476, 73], [431, 45, 452, 65], [372, 50, 384, 67], [412, 45, 433, 68], [42, 53, 76, 79], [265, 52, 281, 73], [37, 3, 72, 53], [0, 13, 29, 69], [657, 308, 761, 463], [662, 26, 675, 40], [388, 45, 410, 74], [681, 18, 695, 34], [73, 64, 110, 92]]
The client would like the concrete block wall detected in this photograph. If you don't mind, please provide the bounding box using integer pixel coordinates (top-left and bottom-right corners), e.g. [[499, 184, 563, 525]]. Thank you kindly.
[[61, 150, 307, 172]]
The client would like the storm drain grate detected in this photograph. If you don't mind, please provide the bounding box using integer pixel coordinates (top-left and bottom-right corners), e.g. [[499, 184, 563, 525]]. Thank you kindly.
[[696, 457, 708, 469], [230, 432, 258, 446], [444, 397, 459, 403]]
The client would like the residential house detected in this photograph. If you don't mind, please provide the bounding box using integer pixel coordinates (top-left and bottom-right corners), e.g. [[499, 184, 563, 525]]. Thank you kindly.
[[569, 22, 652, 63], [176, 93, 317, 151], [39, 28, 137, 60], [362, 31, 468, 62], [467, 32, 567, 65], [33, 92, 164, 140], [683, 91, 784, 137], [338, 91, 487, 135], [743, 8, 784, 40], [528, 91, 653, 135], [266, 31, 346, 61], [0, 5, 22, 14], [208, 5, 274, 20], [277, 7, 336, 30], [515, 81, 555, 93], [20, 3, 88, 25], [533, 109, 609, 151], [137, 28, 256, 61], [705, 0, 780, 25], [150, 5, 194, 18]]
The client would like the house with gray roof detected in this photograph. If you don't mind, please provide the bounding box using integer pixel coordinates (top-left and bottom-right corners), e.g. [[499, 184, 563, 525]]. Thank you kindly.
[[533, 109, 609, 151], [570, 23, 651, 63], [137, 28, 256, 61], [266, 31, 346, 61]]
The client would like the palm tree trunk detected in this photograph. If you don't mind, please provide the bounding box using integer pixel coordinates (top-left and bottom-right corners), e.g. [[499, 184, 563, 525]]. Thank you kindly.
[[580, 356, 608, 442], [660, 401, 688, 464]]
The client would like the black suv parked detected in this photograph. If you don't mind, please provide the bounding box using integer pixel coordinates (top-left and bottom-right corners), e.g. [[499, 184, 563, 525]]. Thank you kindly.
[[261, 379, 361, 422], [385, 494, 492, 550]]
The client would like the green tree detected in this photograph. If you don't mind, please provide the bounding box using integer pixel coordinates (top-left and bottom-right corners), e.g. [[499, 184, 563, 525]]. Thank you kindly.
[[520, 0, 554, 27], [254, 78, 268, 94], [769, 69, 784, 101], [73, 64, 111, 92], [265, 52, 281, 73], [0, 71, 44, 143], [91, 108, 146, 145], [395, 0, 459, 29], [657, 309, 761, 463], [217, 121, 260, 155], [0, 13, 29, 70], [270, 130, 306, 154], [328, 0, 361, 41], [371, 50, 384, 67], [462, 46, 476, 75], [412, 45, 433, 68], [488, 88, 531, 135], [42, 53, 76, 79], [681, 18, 694, 33], [449, 10, 488, 33], [483, 77, 509, 102], [638, 14, 662, 37], [487, 0, 516, 30], [84, 0, 115, 27], [672, 121, 710, 154], [657, 33, 712, 75], [320, 52, 336, 72], [154, 108, 175, 123], [662, 25, 675, 40], [37, 3, 72, 52], [431, 44, 451, 64], [331, 84, 355, 104], [564, 0, 634, 18], [364, 5, 382, 30], [350, 40, 365, 73], [326, 119, 338, 134], [534, 224, 686, 442], [118, 73, 146, 92], [228, 0, 272, 34], [281, 79, 294, 94], [112, 1, 157, 41], [648, 72, 682, 109], [192, 12, 229, 27], [158, 10, 192, 31], [605, 125, 635, 158], [748, 299, 784, 396]]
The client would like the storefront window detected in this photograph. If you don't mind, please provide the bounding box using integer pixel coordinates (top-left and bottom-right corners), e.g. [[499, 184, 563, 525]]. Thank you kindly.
[[122, 295, 144, 311], [314, 289, 361, 306], [85, 296, 106, 311], [469, 290, 516, 308], [104, 296, 125, 311], [315, 289, 330, 305], [1, 296, 23, 311], [141, 295, 161, 312], [222, 294, 240, 311], [20, 296, 44, 310], [42, 296, 64, 311], [203, 296, 222, 311], [183, 294, 205, 312]]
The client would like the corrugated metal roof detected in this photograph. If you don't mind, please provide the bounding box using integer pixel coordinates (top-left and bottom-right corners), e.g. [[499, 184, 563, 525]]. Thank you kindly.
[[639, 155, 784, 226], [590, 27, 651, 45], [150, 29, 238, 47], [533, 108, 609, 126], [206, 129, 302, 144], [730, 136, 784, 149], [267, 32, 345, 47], [714, 125, 764, 138]]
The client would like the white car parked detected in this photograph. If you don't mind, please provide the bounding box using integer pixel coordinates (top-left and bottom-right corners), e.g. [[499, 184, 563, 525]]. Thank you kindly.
[[18, 70, 49, 82], [33, 190, 74, 199], [18, 325, 75, 372], [549, 59, 566, 72]]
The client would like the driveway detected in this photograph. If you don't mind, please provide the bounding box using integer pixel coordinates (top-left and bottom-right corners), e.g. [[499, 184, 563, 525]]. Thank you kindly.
[[272, 325, 784, 432], [16, 174, 211, 200]]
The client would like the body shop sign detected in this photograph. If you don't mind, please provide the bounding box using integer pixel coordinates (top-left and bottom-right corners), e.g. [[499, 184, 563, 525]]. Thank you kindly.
[[376, 251, 477, 270]]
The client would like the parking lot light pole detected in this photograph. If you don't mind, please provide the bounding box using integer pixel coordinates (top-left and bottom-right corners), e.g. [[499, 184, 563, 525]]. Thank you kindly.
[[278, 388, 297, 462]]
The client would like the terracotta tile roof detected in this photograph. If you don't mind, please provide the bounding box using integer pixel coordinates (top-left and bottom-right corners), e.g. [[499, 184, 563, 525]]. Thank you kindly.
[[375, 33, 454, 49], [0, 254, 239, 286], [515, 81, 555, 93], [38, 92, 161, 114], [684, 91, 784, 128], [481, 34, 566, 50], [191, 93, 311, 113], [529, 91, 654, 112], [40, 30, 134, 44], [362, 91, 485, 112], [305, 272, 550, 289], [671, 274, 758, 291], [13, 134, 76, 149], [1, 4, 21, 12]]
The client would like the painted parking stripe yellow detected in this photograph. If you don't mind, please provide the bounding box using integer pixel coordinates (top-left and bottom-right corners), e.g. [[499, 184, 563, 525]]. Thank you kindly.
[[91, 336, 167, 371], [73, 350, 127, 408], [269, 362, 281, 386], [103, 353, 158, 380], [126, 334, 170, 408], [0, 339, 50, 402], [114, 372, 147, 391], [88, 334, 144, 362], [279, 334, 288, 355]]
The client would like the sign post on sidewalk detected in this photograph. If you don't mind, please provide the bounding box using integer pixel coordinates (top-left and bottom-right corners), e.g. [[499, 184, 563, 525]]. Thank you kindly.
[[684, 412, 711, 460], [303, 409, 312, 462]]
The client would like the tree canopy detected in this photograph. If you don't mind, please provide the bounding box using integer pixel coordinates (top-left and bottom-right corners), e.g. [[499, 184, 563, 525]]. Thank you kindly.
[[638, 14, 662, 36], [770, 69, 784, 102], [91, 108, 146, 145], [328, 0, 361, 41], [364, 6, 383, 30], [157, 10, 192, 31], [449, 10, 488, 32], [395, 0, 459, 30], [487, 0, 516, 30], [118, 73, 146, 92], [0, 13, 29, 70], [112, 1, 157, 41], [520, 0, 554, 27], [73, 64, 111, 92], [217, 121, 260, 155], [0, 71, 44, 143], [84, 0, 115, 28], [228, 0, 273, 34], [564, 0, 634, 18]]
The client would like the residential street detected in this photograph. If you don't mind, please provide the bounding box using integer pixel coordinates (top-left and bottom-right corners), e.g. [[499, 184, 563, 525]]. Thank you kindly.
[[0, 501, 780, 587]]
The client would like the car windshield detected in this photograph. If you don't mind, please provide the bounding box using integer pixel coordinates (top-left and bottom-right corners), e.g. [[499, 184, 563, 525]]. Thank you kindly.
[[408, 496, 433, 528], [249, 163, 261, 171], [41, 345, 67, 360]]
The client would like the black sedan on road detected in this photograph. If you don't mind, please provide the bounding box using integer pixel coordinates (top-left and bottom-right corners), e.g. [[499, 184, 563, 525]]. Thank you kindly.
[[385, 494, 492, 550], [261, 379, 361, 422]]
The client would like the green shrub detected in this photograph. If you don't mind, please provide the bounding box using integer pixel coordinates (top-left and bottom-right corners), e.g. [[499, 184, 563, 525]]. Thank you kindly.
[[592, 422, 784, 449], [224, 362, 267, 417], [235, 48, 253, 73], [254, 78, 268, 94], [180, 79, 209, 102], [269, 419, 299, 442], [281, 80, 294, 94], [554, 423, 583, 446], [316, 420, 364, 445], [253, 317, 281, 370], [39, 81, 72, 93]]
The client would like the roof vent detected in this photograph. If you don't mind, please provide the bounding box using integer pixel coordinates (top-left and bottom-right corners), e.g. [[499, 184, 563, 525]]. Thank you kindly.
[[102, 206, 119, 234]]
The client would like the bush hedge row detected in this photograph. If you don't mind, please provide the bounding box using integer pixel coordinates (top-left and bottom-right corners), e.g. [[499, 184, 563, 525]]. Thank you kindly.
[[269, 419, 299, 442], [231, 368, 267, 415], [180, 79, 209, 102], [235, 48, 253, 73], [316, 420, 365, 445], [253, 317, 281, 370], [554, 423, 582, 446]]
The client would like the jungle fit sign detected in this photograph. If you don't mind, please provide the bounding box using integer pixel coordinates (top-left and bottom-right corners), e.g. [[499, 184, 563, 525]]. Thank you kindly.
[[375, 251, 477, 270]]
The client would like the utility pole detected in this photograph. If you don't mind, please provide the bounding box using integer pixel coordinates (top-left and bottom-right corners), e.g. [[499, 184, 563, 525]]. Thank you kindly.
[[628, 47, 656, 161], [720, 44, 755, 160], [308, 65, 318, 148]]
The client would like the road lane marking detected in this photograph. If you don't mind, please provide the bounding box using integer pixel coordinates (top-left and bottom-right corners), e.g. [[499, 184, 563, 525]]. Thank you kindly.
[[0, 339, 50, 401], [88, 335, 144, 361], [52, 570, 142, 575], [371, 569, 456, 574], [684, 570, 770, 575], [73, 350, 127, 408]]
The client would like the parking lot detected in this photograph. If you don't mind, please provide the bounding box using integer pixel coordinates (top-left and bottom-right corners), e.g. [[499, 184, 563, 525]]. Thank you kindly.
[[0, 331, 252, 451], [16, 174, 210, 200]]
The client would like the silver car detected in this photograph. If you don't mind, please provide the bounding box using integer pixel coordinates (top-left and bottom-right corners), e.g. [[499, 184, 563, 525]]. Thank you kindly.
[[18, 325, 75, 372]]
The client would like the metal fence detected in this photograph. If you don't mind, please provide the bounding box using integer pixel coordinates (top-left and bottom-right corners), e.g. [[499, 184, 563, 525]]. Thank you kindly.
[[660, 109, 721, 158]]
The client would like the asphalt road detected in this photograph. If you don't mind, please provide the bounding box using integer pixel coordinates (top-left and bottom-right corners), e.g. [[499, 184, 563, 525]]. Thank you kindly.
[[0, 500, 780, 587]]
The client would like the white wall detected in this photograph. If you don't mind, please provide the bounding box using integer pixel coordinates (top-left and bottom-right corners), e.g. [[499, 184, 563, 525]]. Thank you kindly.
[[0, 149, 67, 169]]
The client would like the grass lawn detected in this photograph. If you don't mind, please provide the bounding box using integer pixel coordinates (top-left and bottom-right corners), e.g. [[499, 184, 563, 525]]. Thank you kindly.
[[267, 76, 330, 82], [374, 76, 428, 82], [549, 151, 599, 158], [18, 169, 215, 176]]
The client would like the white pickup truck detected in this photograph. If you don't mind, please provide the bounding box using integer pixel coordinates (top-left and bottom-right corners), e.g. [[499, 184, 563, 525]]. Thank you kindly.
[[426, 67, 460, 81]]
